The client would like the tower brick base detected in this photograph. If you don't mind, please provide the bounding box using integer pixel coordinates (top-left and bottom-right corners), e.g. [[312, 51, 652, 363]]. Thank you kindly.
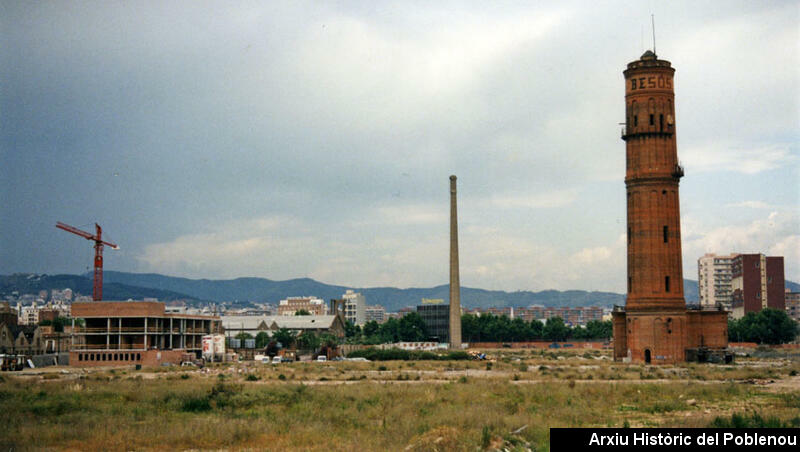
[[613, 309, 729, 364]]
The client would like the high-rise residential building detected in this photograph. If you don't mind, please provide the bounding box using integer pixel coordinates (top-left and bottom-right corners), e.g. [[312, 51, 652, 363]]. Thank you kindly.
[[342, 290, 366, 326], [277, 296, 327, 316], [364, 305, 386, 324], [731, 254, 785, 319], [697, 253, 735, 309]]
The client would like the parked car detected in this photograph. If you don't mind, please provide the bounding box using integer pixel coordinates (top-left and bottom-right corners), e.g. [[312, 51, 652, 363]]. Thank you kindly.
[[272, 356, 282, 364], [316, 355, 327, 362]]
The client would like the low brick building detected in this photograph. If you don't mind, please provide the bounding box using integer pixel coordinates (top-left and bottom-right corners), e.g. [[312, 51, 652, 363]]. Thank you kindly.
[[70, 301, 221, 367], [613, 306, 729, 363]]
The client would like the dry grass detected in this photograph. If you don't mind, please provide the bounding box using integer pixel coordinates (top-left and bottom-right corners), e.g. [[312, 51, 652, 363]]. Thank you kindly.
[[2, 349, 799, 451]]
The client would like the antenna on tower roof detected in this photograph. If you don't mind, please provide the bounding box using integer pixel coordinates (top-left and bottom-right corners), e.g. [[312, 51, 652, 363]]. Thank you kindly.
[[651, 14, 657, 56]]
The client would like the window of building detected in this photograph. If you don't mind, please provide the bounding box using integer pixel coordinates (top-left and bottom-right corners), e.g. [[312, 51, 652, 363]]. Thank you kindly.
[[649, 114, 654, 126], [663, 225, 668, 243], [628, 227, 632, 244], [136, 353, 141, 361], [628, 277, 632, 293], [78, 354, 83, 362], [660, 114, 664, 131], [665, 276, 671, 292], [634, 115, 638, 126]]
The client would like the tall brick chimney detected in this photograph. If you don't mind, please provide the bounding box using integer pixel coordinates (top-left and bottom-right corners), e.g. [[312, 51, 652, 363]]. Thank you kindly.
[[449, 175, 462, 349]]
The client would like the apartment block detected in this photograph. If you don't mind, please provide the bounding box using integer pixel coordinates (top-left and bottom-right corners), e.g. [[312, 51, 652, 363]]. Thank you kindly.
[[516, 306, 603, 326], [731, 254, 785, 319], [342, 290, 366, 326], [364, 305, 386, 324], [697, 253, 735, 309]]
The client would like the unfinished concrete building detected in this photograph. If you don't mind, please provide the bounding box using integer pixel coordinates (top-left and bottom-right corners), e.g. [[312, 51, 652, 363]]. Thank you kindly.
[[70, 301, 221, 367]]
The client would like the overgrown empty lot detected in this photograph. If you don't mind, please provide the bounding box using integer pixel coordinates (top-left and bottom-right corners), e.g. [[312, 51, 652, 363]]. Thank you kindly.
[[2, 349, 799, 451]]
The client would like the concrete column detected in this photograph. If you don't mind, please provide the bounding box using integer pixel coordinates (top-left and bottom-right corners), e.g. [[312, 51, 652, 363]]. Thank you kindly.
[[449, 175, 462, 349]]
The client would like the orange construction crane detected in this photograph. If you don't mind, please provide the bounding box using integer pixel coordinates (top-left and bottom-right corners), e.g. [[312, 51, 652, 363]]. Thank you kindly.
[[56, 222, 119, 301]]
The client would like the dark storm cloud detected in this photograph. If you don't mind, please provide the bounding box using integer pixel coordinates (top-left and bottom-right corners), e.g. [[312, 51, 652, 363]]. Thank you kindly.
[[2, 1, 797, 290]]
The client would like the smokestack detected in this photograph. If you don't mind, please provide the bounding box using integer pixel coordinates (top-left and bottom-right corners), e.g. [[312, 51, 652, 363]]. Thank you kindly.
[[449, 175, 462, 349]]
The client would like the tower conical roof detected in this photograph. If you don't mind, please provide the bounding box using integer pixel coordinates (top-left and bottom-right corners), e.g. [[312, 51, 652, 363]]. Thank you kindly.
[[640, 50, 657, 60]]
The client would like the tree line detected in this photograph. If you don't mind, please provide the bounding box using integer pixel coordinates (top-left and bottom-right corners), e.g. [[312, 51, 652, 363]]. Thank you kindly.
[[728, 308, 798, 345], [231, 308, 798, 349], [344, 313, 613, 344]]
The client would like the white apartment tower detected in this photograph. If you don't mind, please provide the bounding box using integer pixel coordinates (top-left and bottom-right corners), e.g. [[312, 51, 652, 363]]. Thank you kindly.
[[697, 253, 735, 309], [342, 290, 366, 326]]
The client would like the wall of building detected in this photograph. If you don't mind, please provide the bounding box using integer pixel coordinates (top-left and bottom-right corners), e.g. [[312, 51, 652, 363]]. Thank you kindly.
[[685, 311, 728, 349], [70, 349, 186, 367], [766, 257, 785, 310]]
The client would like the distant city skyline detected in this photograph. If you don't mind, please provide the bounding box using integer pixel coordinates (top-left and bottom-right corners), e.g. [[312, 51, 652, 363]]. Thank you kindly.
[[2, 1, 798, 292]]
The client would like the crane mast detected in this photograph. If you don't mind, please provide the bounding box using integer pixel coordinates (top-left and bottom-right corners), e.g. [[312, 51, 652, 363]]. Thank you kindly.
[[56, 222, 118, 301]]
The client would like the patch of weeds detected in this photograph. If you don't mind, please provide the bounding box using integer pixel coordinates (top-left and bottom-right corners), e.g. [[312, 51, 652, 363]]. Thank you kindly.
[[486, 362, 493, 371], [377, 365, 388, 371], [245, 374, 260, 381], [180, 374, 190, 380], [481, 426, 491, 449], [709, 412, 793, 428], [278, 374, 286, 381], [181, 395, 212, 412], [458, 376, 468, 384], [512, 374, 520, 381]]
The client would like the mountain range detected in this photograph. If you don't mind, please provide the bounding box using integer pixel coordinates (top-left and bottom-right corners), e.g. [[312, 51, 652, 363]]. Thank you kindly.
[[4, 271, 798, 312]]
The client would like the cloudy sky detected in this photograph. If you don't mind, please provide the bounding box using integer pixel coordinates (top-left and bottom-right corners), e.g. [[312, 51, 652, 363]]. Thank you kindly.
[[2, 1, 798, 293]]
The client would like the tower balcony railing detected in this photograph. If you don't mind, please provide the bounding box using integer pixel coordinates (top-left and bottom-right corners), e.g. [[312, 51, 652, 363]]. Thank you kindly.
[[621, 127, 674, 141]]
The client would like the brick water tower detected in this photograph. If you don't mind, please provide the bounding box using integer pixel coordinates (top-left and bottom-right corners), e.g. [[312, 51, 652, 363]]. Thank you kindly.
[[612, 50, 730, 364]]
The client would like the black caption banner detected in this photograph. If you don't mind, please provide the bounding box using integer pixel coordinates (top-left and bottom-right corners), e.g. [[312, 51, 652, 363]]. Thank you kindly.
[[551, 428, 799, 452]]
